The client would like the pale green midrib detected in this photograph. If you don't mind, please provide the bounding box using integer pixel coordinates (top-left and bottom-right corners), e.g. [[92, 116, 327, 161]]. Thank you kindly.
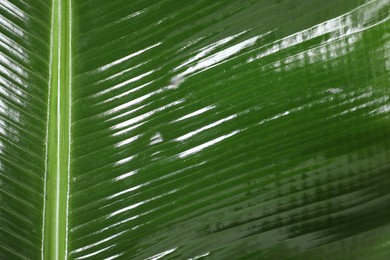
[[44, 0, 71, 259]]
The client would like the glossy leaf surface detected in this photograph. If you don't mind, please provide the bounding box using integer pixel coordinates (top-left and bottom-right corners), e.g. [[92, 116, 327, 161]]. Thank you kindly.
[[1, 0, 390, 259]]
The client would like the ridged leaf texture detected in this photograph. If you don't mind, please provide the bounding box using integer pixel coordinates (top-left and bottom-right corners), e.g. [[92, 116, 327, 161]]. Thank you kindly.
[[0, 0, 390, 259]]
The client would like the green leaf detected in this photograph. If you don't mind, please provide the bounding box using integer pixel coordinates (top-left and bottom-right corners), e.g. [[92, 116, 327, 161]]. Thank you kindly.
[[1, 0, 390, 259]]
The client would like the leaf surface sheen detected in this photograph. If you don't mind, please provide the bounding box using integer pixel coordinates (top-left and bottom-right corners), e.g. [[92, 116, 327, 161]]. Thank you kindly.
[[0, 0, 390, 259]]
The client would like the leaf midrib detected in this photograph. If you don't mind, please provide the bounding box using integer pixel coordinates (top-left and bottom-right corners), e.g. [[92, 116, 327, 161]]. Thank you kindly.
[[43, 0, 72, 259]]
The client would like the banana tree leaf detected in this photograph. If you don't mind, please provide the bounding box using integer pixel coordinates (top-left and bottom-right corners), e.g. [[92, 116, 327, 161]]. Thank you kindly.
[[0, 0, 390, 259]]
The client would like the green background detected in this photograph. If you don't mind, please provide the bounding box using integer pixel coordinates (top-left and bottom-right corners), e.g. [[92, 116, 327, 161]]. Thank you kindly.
[[0, 0, 389, 259]]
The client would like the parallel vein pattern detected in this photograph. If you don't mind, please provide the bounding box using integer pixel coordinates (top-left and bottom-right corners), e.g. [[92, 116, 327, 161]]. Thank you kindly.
[[0, 0, 51, 259], [1, 0, 390, 259], [70, 0, 390, 259]]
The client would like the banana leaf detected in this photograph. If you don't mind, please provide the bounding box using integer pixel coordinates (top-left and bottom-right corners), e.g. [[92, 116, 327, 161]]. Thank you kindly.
[[0, 0, 389, 259]]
